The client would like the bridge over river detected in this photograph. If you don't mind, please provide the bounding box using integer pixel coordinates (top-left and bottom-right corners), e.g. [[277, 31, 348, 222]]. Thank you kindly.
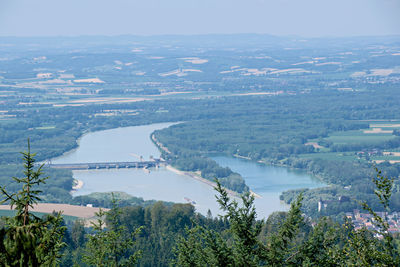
[[46, 159, 164, 170]]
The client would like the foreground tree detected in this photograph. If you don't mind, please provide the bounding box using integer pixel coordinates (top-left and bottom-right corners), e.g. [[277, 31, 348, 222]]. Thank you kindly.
[[174, 168, 400, 266], [0, 140, 65, 266], [82, 195, 142, 267], [173, 181, 304, 266], [341, 167, 400, 266]]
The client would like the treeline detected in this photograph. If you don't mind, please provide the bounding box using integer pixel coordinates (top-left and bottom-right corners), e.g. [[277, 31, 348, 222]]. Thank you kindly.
[[71, 191, 171, 209], [60, 201, 212, 266]]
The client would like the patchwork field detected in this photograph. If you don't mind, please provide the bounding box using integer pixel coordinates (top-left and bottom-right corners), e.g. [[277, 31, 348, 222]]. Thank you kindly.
[[298, 152, 358, 162], [324, 130, 395, 145], [302, 120, 400, 164]]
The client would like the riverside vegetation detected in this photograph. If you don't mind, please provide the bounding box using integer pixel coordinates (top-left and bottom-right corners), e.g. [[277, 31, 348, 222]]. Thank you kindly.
[[1, 89, 400, 218], [1, 35, 400, 220], [1, 145, 400, 266]]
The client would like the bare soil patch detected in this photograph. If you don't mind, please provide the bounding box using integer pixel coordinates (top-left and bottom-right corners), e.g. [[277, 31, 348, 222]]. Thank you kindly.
[[0, 203, 109, 219], [370, 124, 400, 128], [364, 128, 393, 134], [383, 152, 400, 157], [305, 142, 324, 149]]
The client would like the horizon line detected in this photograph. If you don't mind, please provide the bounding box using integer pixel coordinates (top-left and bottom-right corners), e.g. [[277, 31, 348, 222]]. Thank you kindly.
[[1, 33, 400, 39]]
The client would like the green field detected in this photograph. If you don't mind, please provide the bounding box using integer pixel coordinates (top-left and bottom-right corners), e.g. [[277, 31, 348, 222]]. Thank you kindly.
[[371, 155, 400, 161], [35, 126, 56, 130], [298, 152, 360, 162], [324, 130, 395, 145], [304, 125, 399, 163]]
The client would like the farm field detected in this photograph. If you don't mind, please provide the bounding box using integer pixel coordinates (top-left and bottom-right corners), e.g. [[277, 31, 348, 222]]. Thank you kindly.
[[298, 152, 359, 162], [324, 130, 395, 145], [0, 203, 107, 219], [300, 120, 400, 164]]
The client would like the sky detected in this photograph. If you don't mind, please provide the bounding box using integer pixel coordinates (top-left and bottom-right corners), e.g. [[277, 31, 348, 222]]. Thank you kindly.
[[0, 0, 399, 37]]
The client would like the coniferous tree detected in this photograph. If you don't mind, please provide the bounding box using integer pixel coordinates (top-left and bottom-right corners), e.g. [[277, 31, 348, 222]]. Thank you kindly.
[[341, 167, 400, 266], [173, 170, 400, 266], [82, 195, 142, 267], [0, 140, 66, 266], [173, 180, 304, 266]]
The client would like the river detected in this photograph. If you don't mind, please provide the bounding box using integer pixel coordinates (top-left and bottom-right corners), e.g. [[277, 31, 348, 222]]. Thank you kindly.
[[52, 123, 324, 218], [211, 156, 323, 217]]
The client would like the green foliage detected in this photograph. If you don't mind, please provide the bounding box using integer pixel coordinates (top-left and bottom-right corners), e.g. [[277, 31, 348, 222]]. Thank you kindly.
[[172, 225, 232, 267], [266, 193, 304, 265], [0, 165, 73, 204], [82, 195, 142, 267], [173, 180, 305, 266], [346, 167, 400, 266], [72, 191, 165, 209], [0, 140, 66, 266], [174, 171, 400, 266], [121, 202, 198, 267], [165, 152, 249, 193], [214, 181, 266, 266], [297, 218, 345, 266]]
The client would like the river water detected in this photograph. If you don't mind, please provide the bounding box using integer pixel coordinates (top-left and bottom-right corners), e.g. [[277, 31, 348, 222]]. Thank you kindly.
[[211, 156, 323, 217], [52, 123, 324, 218]]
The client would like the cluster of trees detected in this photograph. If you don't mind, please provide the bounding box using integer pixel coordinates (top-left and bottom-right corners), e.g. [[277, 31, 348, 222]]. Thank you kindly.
[[1, 147, 400, 266], [162, 151, 249, 193], [71, 191, 168, 209]]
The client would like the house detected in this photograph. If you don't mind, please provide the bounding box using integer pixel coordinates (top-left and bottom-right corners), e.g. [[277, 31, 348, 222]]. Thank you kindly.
[[37, 73, 53, 79]]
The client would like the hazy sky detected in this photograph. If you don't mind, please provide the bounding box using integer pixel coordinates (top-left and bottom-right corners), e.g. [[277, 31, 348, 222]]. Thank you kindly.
[[0, 0, 399, 37]]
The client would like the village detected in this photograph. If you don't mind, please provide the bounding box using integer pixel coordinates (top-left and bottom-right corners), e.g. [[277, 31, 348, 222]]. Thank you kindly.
[[346, 210, 400, 234]]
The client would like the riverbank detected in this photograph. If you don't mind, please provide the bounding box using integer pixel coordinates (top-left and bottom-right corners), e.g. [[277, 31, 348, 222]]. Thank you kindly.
[[152, 134, 257, 197], [70, 179, 84, 194], [166, 165, 261, 199], [256, 158, 329, 188], [166, 165, 238, 197], [151, 133, 171, 154], [233, 153, 326, 185]]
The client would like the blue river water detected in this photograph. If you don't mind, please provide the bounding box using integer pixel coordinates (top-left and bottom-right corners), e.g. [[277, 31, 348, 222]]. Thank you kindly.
[[51, 123, 324, 218]]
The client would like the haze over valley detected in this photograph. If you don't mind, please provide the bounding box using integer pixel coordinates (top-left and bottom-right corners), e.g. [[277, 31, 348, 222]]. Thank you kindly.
[[1, 0, 400, 265]]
